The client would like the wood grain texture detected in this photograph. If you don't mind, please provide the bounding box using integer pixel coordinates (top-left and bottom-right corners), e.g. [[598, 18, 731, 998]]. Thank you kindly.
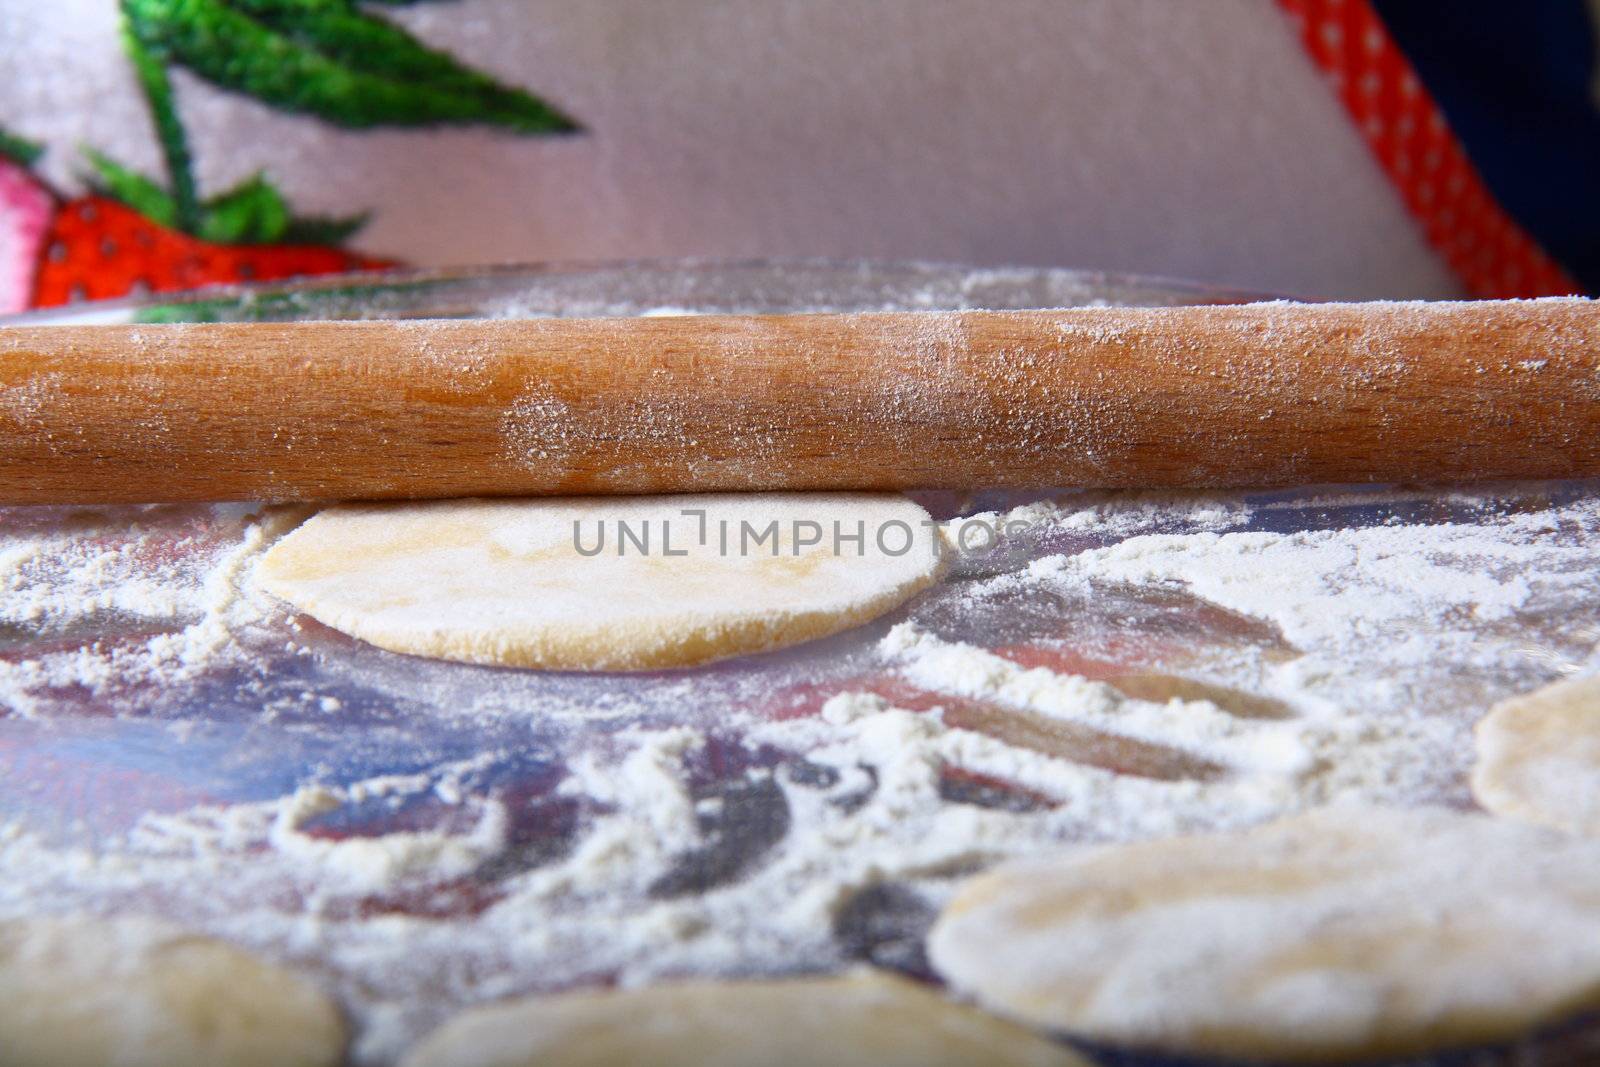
[[1, 299, 1596, 503]]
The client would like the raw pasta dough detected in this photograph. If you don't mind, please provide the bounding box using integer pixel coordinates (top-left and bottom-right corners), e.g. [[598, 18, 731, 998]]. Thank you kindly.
[[399, 970, 1087, 1067], [0, 914, 344, 1067], [1472, 674, 1600, 833], [928, 806, 1600, 1063], [258, 494, 943, 670]]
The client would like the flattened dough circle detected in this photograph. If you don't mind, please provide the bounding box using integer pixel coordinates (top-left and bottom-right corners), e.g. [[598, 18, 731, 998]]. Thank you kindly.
[[0, 914, 345, 1067], [399, 971, 1088, 1067], [259, 494, 944, 670], [1472, 674, 1600, 833], [928, 806, 1600, 1062]]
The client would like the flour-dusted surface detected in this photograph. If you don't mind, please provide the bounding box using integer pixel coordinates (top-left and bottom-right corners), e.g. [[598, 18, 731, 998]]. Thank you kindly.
[[257, 495, 945, 670], [5, 482, 1600, 1065]]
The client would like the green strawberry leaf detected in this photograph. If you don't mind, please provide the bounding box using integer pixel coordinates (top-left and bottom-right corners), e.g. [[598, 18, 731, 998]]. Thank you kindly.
[[79, 147, 178, 226], [233, 0, 570, 120], [122, 0, 581, 134], [198, 172, 290, 243], [261, 1, 462, 8], [280, 210, 369, 245], [120, 16, 203, 231], [0, 125, 44, 167]]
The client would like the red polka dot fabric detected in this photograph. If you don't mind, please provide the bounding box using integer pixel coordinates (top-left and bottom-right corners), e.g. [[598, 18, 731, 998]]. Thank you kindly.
[[1278, 0, 1582, 298]]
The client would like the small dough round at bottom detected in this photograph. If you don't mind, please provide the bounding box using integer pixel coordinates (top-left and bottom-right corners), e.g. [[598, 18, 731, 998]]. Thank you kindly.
[[400, 971, 1087, 1067], [1472, 674, 1600, 833], [928, 806, 1600, 1063], [258, 494, 945, 670], [0, 914, 345, 1067]]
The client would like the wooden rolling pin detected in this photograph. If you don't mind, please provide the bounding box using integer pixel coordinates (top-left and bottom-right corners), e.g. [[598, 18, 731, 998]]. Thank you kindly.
[[0, 298, 1596, 503]]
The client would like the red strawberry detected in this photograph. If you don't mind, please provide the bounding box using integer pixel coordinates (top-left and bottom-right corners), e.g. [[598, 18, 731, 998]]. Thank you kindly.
[[31, 196, 394, 308], [0, 157, 54, 314]]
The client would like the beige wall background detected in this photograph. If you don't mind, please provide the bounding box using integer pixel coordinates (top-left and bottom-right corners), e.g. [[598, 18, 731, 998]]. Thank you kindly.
[[3, 0, 1461, 299]]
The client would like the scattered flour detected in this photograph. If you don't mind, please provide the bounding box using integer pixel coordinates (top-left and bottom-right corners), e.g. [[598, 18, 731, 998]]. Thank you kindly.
[[974, 490, 1253, 538], [1023, 500, 1600, 710], [0, 504, 306, 716], [1032, 510, 1587, 649], [269, 785, 509, 895], [2, 486, 1600, 1062], [500, 386, 573, 468]]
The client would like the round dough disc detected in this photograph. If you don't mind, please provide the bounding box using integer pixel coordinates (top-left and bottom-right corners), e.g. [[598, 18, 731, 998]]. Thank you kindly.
[[927, 806, 1600, 1063], [0, 914, 345, 1067], [400, 970, 1088, 1067], [258, 494, 944, 670], [1472, 674, 1600, 833]]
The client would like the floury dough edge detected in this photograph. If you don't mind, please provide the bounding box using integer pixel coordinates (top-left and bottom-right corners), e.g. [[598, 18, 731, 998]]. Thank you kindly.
[[254, 494, 949, 670], [1471, 675, 1600, 835], [3, 488, 1600, 1062], [927, 805, 1600, 1063], [398, 970, 1090, 1067], [0, 913, 346, 1067]]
